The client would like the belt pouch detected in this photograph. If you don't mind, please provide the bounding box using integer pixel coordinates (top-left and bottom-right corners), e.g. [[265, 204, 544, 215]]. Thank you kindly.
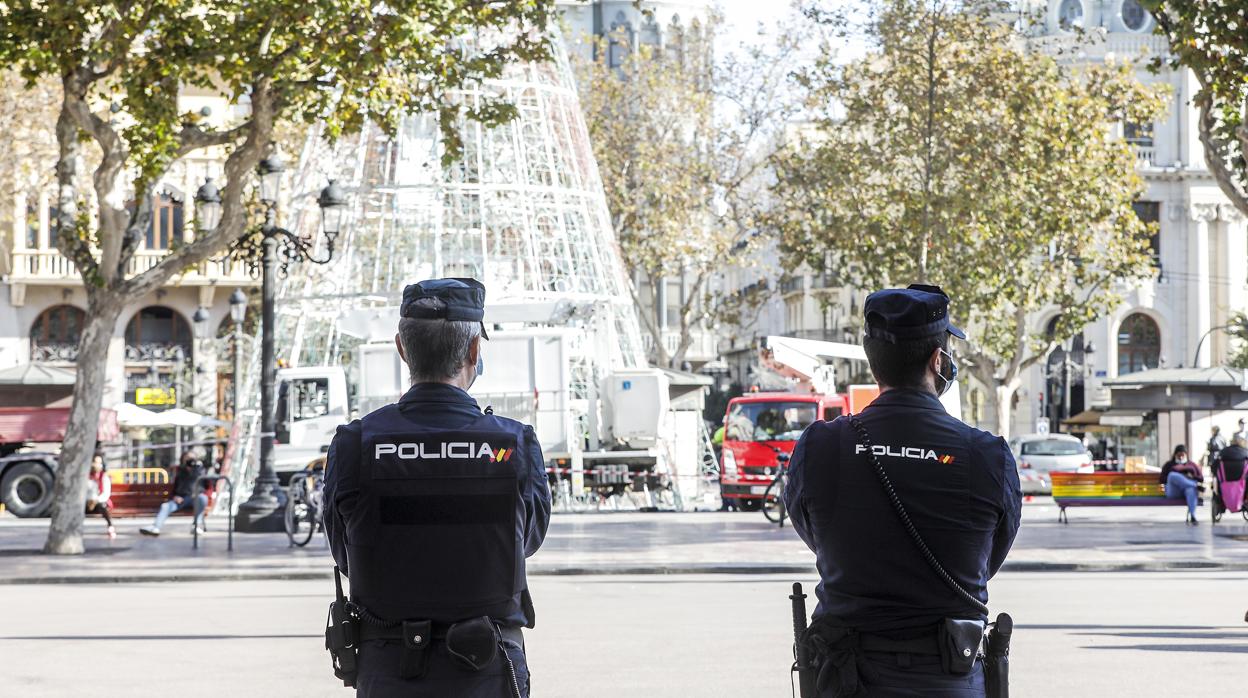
[[399, 620, 432, 679], [938, 619, 984, 675], [446, 616, 500, 672]]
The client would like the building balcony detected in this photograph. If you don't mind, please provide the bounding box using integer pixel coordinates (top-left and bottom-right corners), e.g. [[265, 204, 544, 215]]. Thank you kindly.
[[7, 250, 258, 286], [1133, 145, 1156, 167], [642, 329, 719, 365], [31, 342, 80, 364]]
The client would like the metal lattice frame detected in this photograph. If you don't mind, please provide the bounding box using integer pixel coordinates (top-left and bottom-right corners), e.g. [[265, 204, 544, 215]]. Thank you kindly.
[[273, 34, 645, 385]]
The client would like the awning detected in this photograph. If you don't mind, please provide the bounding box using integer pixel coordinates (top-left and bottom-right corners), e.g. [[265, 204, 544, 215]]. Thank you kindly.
[[1100, 410, 1147, 427], [0, 363, 77, 386], [1062, 409, 1106, 427], [113, 404, 226, 428]]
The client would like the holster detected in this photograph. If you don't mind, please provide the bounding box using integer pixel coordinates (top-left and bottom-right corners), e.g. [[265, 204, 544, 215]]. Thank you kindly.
[[399, 620, 432, 679], [445, 616, 501, 672], [324, 600, 359, 687], [937, 618, 984, 675]]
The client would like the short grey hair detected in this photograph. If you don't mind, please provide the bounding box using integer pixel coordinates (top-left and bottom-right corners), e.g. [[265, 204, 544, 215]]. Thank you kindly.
[[397, 298, 481, 383]]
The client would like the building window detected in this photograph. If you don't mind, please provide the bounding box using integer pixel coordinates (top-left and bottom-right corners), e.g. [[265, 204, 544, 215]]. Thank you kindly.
[[1117, 313, 1160, 376], [146, 191, 185, 250], [666, 15, 684, 64], [1121, 0, 1149, 31], [640, 14, 660, 50], [124, 306, 192, 362], [608, 12, 632, 69], [25, 203, 39, 249], [1132, 201, 1161, 272], [30, 305, 86, 362], [1059, 0, 1084, 29], [1124, 121, 1154, 148]]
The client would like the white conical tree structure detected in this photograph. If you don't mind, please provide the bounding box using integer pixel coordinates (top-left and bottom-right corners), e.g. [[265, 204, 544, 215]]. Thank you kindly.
[[275, 33, 646, 388]]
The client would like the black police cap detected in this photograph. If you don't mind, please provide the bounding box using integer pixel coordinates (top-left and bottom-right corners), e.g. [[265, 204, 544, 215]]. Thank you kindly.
[[863, 283, 966, 344], [400, 278, 489, 337]]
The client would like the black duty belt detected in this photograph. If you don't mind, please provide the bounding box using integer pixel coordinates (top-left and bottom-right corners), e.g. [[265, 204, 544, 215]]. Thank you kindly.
[[359, 621, 524, 647]]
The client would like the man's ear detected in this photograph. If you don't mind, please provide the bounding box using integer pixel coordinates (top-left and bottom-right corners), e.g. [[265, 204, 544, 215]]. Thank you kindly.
[[395, 333, 409, 368], [468, 335, 481, 368], [930, 345, 944, 374]]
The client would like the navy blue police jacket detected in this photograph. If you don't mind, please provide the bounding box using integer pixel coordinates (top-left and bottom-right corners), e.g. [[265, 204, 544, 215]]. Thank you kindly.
[[323, 382, 551, 628], [783, 388, 1022, 631]]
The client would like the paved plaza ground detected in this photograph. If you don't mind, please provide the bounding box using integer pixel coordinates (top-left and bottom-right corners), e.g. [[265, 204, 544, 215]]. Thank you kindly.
[[1, 572, 1245, 697], [2, 499, 1247, 583], [1, 499, 1247, 696]]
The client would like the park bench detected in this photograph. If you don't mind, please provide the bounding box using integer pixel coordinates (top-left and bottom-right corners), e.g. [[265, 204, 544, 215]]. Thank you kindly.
[[108, 467, 221, 517], [1051, 471, 1201, 523]]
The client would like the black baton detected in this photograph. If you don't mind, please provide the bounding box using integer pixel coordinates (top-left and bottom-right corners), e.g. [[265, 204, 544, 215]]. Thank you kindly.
[[983, 612, 1012, 698], [790, 582, 817, 698]]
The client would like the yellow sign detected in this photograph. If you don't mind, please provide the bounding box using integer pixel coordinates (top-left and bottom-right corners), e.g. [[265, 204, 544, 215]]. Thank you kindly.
[[135, 387, 176, 406]]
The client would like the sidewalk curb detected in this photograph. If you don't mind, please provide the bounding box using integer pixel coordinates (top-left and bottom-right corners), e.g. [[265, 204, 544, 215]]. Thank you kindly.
[[4, 559, 1248, 584]]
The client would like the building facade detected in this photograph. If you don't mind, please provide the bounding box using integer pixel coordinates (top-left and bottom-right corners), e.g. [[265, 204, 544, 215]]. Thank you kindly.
[[0, 86, 258, 418], [1001, 0, 1248, 459]]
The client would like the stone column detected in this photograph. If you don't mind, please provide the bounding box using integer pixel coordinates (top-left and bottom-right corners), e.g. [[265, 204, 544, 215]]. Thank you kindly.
[[1216, 205, 1247, 363], [1190, 204, 1218, 367]]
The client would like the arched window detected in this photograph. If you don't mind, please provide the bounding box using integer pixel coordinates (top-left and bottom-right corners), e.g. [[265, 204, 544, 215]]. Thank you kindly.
[[608, 12, 633, 68], [640, 14, 660, 51], [1117, 313, 1160, 375], [666, 15, 685, 64], [124, 306, 192, 362], [30, 305, 86, 362]]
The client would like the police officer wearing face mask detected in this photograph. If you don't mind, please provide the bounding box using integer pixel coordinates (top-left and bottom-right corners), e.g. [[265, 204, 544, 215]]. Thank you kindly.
[[784, 284, 1022, 697], [323, 278, 551, 698]]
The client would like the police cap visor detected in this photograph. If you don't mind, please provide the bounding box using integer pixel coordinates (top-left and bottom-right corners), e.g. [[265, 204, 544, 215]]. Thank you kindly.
[[863, 284, 966, 343]]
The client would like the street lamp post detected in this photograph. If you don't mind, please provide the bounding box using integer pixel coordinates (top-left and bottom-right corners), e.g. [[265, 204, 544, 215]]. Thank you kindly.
[[229, 289, 247, 429], [191, 306, 212, 447], [230, 153, 348, 532]]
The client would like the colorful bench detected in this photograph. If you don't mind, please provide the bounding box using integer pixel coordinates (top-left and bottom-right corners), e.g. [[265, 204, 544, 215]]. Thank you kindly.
[[108, 467, 220, 517], [1051, 471, 1200, 523]]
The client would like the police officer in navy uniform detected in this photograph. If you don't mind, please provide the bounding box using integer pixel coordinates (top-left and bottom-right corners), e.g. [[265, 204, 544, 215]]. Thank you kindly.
[[323, 278, 551, 697], [784, 284, 1022, 697]]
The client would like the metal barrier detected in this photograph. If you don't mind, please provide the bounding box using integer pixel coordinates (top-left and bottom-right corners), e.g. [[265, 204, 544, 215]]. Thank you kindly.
[[192, 475, 235, 552]]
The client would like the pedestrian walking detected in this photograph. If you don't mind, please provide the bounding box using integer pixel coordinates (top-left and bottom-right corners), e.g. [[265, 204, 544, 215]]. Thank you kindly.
[[139, 448, 209, 537], [85, 452, 116, 539], [1160, 445, 1203, 525], [1207, 426, 1228, 470], [323, 278, 551, 698], [1233, 419, 1248, 448], [784, 284, 1022, 697]]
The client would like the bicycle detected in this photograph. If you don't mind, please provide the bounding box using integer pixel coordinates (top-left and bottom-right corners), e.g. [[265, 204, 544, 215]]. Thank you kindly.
[[285, 461, 325, 547], [762, 451, 791, 527]]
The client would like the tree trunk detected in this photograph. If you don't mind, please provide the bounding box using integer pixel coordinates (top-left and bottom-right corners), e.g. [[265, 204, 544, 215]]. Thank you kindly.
[[992, 384, 1012, 442], [42, 295, 122, 555]]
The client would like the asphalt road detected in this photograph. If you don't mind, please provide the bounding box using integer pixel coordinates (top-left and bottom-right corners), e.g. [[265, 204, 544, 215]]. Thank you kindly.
[[2, 571, 1246, 697]]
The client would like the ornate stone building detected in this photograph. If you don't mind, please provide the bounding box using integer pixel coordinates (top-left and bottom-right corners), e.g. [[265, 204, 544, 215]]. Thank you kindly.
[[0, 86, 257, 417], [997, 0, 1248, 456]]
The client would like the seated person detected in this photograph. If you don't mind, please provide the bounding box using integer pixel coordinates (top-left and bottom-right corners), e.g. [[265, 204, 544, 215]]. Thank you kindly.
[[140, 448, 209, 537], [85, 452, 116, 540], [1159, 444, 1203, 525], [1217, 437, 1248, 482], [754, 410, 784, 440]]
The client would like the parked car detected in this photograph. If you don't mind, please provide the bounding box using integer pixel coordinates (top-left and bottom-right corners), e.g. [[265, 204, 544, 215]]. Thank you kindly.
[[1010, 433, 1093, 495]]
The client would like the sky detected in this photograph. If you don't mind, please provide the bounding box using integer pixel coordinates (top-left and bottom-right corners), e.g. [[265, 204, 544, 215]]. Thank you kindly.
[[713, 0, 870, 61]]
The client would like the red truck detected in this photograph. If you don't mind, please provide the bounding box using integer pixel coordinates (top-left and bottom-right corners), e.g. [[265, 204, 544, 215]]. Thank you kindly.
[[718, 392, 847, 509], [0, 407, 119, 517]]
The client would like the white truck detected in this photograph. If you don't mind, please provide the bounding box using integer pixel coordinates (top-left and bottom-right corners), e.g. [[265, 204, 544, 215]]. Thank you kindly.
[[272, 321, 699, 507]]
